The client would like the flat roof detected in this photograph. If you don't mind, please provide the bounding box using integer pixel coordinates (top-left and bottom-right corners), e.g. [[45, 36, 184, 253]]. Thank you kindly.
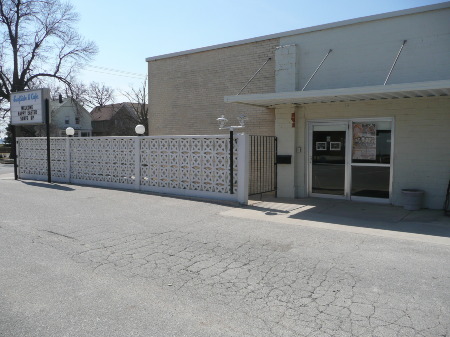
[[224, 80, 450, 107], [146, 2, 450, 62]]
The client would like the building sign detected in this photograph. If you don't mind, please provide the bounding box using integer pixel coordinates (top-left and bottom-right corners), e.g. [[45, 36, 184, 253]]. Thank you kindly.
[[10, 88, 50, 125], [352, 123, 376, 160]]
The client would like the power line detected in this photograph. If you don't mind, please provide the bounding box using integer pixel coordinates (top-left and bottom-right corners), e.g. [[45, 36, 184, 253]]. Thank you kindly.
[[82, 67, 147, 80], [85, 65, 146, 77]]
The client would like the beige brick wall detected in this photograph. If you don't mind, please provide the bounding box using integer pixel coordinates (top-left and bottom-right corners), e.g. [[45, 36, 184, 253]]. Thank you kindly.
[[148, 39, 279, 136], [294, 96, 450, 209]]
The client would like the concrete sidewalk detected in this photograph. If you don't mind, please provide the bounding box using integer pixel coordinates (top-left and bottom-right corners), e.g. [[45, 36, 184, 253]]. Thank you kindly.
[[221, 196, 450, 246]]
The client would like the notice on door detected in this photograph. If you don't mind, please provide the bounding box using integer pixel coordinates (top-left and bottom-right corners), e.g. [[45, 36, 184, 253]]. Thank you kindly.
[[352, 123, 376, 160]]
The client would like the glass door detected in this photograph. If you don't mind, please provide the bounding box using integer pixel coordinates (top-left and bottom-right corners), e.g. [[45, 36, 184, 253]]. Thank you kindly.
[[309, 123, 347, 198], [350, 120, 392, 202], [308, 119, 393, 202]]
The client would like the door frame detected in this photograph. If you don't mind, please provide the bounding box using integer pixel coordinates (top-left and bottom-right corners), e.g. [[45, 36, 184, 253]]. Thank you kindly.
[[308, 121, 349, 200], [307, 117, 394, 203]]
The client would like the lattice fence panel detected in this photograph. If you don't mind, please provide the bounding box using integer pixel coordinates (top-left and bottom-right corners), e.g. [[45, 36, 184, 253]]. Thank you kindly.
[[70, 137, 136, 186], [140, 137, 235, 193], [50, 138, 68, 179], [17, 138, 67, 178]]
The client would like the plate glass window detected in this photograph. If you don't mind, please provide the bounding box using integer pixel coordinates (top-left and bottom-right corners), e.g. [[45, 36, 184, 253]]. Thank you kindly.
[[351, 121, 392, 199]]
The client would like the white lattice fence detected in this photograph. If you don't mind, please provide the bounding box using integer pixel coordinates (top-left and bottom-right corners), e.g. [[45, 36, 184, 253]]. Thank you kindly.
[[140, 137, 238, 193], [17, 138, 67, 179], [70, 138, 136, 188], [16, 135, 249, 203]]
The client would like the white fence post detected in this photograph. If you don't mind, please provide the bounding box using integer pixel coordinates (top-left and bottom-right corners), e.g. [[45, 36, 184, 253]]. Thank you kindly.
[[134, 137, 141, 190], [16, 138, 20, 179], [65, 137, 71, 183], [237, 133, 249, 205]]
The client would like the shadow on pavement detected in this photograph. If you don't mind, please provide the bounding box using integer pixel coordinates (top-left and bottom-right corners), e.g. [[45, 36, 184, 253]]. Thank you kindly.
[[248, 197, 450, 238], [21, 181, 75, 192]]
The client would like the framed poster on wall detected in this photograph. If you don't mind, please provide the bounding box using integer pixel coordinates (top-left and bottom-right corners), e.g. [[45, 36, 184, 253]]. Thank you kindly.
[[330, 142, 341, 151], [316, 142, 327, 151]]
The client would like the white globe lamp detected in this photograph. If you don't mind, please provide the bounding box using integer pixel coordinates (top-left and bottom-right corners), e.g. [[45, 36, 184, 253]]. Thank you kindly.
[[135, 124, 145, 136], [65, 127, 75, 137]]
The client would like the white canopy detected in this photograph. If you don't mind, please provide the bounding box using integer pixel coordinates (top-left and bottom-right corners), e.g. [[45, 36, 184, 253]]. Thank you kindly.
[[224, 80, 450, 108]]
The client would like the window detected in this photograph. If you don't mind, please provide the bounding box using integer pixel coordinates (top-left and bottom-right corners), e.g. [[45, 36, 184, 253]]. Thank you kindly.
[[352, 121, 391, 164], [75, 117, 80, 124], [351, 120, 392, 199], [65, 116, 70, 124]]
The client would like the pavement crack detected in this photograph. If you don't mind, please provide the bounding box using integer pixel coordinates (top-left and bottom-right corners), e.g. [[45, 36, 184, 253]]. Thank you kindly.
[[39, 229, 76, 240]]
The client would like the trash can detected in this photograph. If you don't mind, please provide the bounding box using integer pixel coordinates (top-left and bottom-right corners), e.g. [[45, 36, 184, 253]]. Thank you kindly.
[[402, 189, 424, 211]]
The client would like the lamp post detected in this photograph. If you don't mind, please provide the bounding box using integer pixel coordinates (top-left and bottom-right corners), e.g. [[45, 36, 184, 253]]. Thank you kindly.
[[65, 127, 75, 137], [135, 124, 145, 136], [217, 115, 247, 194]]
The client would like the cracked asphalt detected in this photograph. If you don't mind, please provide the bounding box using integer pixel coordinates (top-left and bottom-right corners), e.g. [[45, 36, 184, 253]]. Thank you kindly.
[[1, 172, 449, 336]]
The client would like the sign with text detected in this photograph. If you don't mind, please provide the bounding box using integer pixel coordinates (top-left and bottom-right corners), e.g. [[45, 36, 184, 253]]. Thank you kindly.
[[10, 88, 50, 125]]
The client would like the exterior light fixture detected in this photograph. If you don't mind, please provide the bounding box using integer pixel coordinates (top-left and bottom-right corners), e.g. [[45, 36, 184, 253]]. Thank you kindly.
[[65, 127, 75, 137], [217, 115, 228, 129], [237, 114, 248, 127], [217, 115, 247, 131], [216, 114, 248, 195], [135, 124, 145, 136]]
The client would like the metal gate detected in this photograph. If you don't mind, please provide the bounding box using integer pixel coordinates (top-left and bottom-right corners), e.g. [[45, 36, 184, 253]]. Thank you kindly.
[[249, 135, 277, 196]]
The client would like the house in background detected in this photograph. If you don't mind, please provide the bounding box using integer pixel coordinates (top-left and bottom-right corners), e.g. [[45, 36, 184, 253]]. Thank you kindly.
[[33, 95, 92, 137], [146, 2, 450, 209], [91, 103, 139, 136], [53, 96, 92, 137]]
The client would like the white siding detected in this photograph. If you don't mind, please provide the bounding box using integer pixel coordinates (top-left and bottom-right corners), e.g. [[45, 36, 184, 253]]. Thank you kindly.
[[50, 100, 92, 133]]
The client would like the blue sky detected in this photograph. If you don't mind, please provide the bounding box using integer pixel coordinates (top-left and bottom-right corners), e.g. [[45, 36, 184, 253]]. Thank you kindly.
[[73, 0, 444, 101], [0, 0, 442, 139]]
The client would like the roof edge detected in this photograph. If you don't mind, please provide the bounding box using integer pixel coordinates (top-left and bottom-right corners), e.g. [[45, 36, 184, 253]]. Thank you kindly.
[[146, 2, 450, 62]]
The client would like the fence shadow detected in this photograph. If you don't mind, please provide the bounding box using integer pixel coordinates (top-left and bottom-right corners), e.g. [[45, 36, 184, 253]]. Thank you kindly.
[[21, 181, 75, 192]]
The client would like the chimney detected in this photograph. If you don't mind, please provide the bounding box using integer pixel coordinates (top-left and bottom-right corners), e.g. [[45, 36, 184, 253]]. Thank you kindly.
[[59, 94, 63, 103]]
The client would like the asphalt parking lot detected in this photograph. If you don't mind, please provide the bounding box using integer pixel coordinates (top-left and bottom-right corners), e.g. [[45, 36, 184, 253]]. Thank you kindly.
[[1, 171, 449, 337], [0, 162, 13, 175]]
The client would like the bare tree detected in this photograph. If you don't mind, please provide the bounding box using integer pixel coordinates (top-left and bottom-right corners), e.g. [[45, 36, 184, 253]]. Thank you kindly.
[[63, 79, 88, 105], [85, 81, 114, 109], [122, 81, 148, 135], [0, 101, 8, 139], [0, 0, 97, 122], [0, 97, 8, 121]]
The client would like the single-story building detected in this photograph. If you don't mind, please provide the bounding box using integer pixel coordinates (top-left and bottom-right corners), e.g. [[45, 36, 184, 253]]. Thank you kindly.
[[146, 2, 450, 209]]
